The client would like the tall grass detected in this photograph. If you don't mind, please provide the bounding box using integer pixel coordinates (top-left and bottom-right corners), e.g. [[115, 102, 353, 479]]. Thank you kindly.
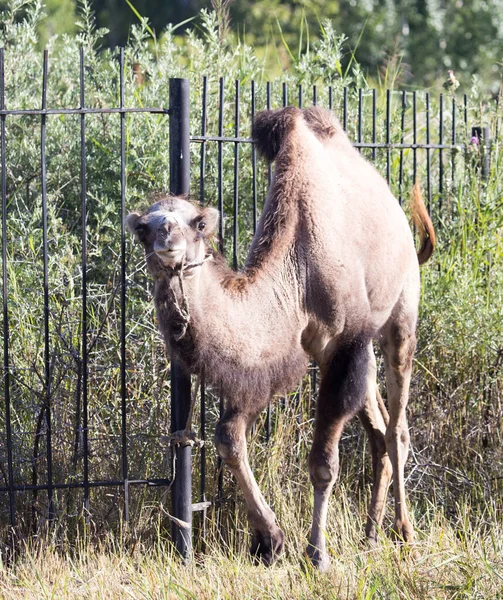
[[0, 1, 501, 594]]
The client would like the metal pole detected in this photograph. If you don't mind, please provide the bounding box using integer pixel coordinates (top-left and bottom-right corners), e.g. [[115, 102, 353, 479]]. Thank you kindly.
[[169, 78, 192, 561]]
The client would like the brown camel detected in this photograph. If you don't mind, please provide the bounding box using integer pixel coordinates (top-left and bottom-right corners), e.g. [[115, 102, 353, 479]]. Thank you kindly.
[[127, 106, 435, 571]]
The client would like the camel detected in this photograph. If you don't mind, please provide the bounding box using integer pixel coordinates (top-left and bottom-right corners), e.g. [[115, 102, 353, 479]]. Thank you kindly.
[[127, 106, 435, 571]]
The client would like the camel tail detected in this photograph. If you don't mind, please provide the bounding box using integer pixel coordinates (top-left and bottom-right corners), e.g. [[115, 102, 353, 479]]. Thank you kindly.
[[252, 107, 300, 162], [411, 180, 436, 265]]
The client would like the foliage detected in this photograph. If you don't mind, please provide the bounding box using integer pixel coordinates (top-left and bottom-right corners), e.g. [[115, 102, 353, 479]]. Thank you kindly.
[[0, 0, 501, 575]]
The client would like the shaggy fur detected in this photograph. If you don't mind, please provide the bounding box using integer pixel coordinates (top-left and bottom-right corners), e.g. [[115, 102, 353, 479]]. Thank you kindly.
[[128, 106, 435, 570]]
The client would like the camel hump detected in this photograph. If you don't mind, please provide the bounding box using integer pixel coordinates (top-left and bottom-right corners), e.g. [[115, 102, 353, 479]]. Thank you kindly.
[[252, 106, 300, 162], [302, 106, 338, 140], [411, 180, 436, 265], [253, 106, 339, 162]]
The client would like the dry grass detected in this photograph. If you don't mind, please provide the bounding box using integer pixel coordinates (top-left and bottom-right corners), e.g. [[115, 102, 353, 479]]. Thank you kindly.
[[1, 498, 502, 599]]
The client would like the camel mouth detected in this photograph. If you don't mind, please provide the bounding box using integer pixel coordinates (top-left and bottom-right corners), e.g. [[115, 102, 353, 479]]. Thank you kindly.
[[155, 247, 185, 267]]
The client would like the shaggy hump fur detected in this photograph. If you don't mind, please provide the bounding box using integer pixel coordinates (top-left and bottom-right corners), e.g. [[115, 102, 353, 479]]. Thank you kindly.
[[252, 106, 339, 162], [252, 106, 300, 162]]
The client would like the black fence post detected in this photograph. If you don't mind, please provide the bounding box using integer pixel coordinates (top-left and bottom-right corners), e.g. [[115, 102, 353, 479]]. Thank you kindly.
[[169, 78, 193, 560]]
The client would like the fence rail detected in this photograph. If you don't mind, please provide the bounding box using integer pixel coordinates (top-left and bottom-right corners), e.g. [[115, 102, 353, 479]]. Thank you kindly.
[[0, 48, 492, 554]]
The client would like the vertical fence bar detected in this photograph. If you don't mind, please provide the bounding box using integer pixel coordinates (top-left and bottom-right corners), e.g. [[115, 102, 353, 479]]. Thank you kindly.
[[357, 88, 362, 153], [439, 94, 444, 215], [426, 92, 431, 213], [169, 78, 192, 561], [412, 91, 417, 184], [0, 48, 16, 528], [233, 80, 239, 271], [451, 97, 456, 190], [267, 82, 272, 186], [218, 78, 224, 254], [342, 87, 348, 131], [266, 82, 272, 441], [41, 50, 54, 521], [79, 47, 90, 517], [298, 84, 303, 109], [398, 91, 406, 205], [199, 76, 208, 535], [199, 76, 208, 205], [313, 85, 317, 106], [282, 82, 288, 107], [328, 86, 333, 111], [216, 81, 224, 503], [251, 80, 257, 233], [371, 89, 376, 162], [386, 90, 391, 185], [119, 48, 129, 523]]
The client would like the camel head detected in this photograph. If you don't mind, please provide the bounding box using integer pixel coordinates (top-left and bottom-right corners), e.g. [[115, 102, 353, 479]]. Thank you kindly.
[[126, 196, 219, 276]]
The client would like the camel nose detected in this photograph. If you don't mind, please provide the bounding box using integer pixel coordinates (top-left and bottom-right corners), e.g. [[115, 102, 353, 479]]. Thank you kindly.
[[154, 216, 186, 261]]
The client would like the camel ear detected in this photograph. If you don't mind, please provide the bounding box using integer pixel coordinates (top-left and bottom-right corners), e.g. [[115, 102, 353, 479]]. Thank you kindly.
[[126, 211, 143, 237], [201, 206, 219, 237]]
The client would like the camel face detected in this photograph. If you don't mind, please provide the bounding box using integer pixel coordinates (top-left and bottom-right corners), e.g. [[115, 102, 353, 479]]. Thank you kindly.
[[127, 196, 218, 275]]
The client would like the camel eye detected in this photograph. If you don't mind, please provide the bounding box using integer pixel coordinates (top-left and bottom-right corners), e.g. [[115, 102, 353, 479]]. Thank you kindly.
[[197, 221, 206, 232], [135, 223, 147, 238]]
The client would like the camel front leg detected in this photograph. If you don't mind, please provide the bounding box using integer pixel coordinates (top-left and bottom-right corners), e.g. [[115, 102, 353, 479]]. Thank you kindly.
[[215, 409, 284, 565]]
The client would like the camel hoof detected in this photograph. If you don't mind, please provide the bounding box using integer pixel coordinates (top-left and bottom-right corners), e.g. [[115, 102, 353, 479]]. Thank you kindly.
[[305, 545, 330, 572], [392, 520, 415, 545], [250, 527, 284, 566]]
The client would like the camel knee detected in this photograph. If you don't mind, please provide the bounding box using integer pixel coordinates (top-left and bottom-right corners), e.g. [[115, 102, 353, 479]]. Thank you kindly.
[[385, 424, 410, 455], [215, 419, 246, 467], [309, 453, 339, 490]]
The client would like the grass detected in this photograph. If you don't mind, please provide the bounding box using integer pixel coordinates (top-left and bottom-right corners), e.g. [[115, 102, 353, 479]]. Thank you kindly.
[[1, 500, 502, 599]]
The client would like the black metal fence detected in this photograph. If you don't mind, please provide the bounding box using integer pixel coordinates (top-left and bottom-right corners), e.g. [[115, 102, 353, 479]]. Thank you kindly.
[[0, 48, 492, 554]]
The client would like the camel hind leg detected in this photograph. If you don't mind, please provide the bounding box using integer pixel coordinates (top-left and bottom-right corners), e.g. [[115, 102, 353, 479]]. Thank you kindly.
[[380, 302, 418, 544], [307, 335, 370, 571], [358, 343, 393, 543]]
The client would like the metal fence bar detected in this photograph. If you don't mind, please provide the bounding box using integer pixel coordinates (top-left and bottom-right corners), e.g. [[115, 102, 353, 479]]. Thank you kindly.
[[40, 49, 54, 522], [371, 89, 376, 162], [386, 90, 391, 185], [267, 82, 272, 186], [217, 78, 224, 254], [251, 80, 257, 233], [439, 93, 444, 215], [233, 80, 240, 271], [451, 97, 456, 191], [342, 87, 347, 131], [0, 47, 15, 528], [425, 93, 431, 212], [0, 478, 172, 493], [358, 88, 363, 152], [412, 91, 417, 183], [199, 76, 208, 533], [399, 91, 406, 205], [79, 47, 90, 517], [0, 107, 168, 116], [216, 77, 225, 505], [169, 78, 192, 561], [119, 48, 129, 523]]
